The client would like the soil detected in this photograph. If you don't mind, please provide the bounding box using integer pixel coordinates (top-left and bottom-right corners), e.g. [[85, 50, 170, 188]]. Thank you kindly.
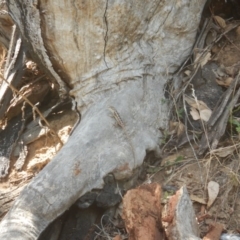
[[154, 145, 240, 238]]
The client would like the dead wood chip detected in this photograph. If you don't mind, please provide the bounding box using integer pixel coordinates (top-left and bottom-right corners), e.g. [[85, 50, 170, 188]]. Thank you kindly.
[[122, 183, 164, 240], [203, 222, 224, 240]]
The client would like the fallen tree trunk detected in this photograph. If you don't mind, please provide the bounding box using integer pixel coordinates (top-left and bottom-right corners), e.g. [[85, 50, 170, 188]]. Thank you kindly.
[[0, 0, 207, 239]]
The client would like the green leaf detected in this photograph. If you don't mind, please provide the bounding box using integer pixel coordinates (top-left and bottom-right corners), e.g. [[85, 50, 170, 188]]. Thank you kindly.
[[175, 155, 184, 163], [177, 108, 184, 119], [236, 126, 240, 133], [146, 166, 162, 174]]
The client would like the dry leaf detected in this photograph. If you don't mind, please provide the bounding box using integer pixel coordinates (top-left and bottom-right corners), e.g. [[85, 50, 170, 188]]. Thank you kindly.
[[216, 77, 233, 87], [169, 121, 178, 135], [214, 15, 226, 29], [200, 52, 211, 68], [207, 181, 219, 208], [211, 146, 235, 157], [169, 121, 177, 134], [194, 52, 211, 68], [190, 107, 200, 120], [194, 52, 201, 65], [169, 121, 185, 136], [200, 108, 212, 122], [176, 121, 185, 136], [225, 64, 240, 76], [185, 96, 212, 122], [190, 194, 207, 204], [184, 70, 191, 76], [185, 96, 209, 110], [205, 29, 217, 46]]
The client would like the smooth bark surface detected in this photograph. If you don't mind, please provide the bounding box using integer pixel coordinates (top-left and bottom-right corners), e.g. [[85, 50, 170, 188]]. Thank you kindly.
[[0, 0, 206, 239]]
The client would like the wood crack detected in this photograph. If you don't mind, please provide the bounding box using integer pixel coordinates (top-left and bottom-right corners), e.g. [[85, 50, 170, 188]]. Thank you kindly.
[[103, 0, 109, 68]]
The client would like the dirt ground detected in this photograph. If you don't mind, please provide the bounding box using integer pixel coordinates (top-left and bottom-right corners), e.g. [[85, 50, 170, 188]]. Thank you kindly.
[[153, 146, 240, 237]]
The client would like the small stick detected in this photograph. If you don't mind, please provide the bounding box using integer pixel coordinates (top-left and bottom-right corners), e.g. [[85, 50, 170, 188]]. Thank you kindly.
[[4, 24, 17, 75]]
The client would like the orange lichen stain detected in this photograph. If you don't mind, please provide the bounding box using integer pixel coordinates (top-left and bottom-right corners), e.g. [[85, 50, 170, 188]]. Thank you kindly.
[[73, 162, 81, 176], [114, 163, 130, 172]]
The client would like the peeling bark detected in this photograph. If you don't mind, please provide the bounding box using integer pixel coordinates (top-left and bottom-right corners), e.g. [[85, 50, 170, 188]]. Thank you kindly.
[[0, 0, 206, 239]]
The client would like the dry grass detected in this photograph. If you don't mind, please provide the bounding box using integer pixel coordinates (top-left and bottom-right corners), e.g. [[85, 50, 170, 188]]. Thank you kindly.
[[0, 43, 6, 81]]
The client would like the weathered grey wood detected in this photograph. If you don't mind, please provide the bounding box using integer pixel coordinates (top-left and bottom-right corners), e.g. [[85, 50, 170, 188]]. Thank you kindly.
[[0, 0, 207, 239], [0, 187, 22, 219], [0, 177, 31, 220]]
